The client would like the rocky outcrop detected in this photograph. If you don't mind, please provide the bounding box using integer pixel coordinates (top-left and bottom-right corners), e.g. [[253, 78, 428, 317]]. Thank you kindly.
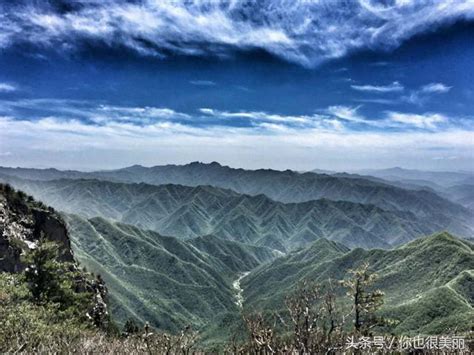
[[0, 184, 73, 272], [0, 184, 109, 328]]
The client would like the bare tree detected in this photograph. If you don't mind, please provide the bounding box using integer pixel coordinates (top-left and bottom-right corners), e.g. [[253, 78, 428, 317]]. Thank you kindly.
[[243, 312, 275, 354], [285, 280, 346, 354], [343, 262, 384, 336]]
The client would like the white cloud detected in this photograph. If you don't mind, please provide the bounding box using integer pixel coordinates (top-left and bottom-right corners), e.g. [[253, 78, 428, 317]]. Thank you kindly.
[[2, 99, 466, 134], [404, 82, 452, 105], [421, 82, 452, 93], [93, 105, 190, 123], [0, 83, 17, 92], [387, 112, 448, 129], [326, 106, 370, 124], [1, 114, 473, 171], [0, 99, 190, 124], [1, 1, 474, 66], [351, 81, 404, 93], [199, 108, 318, 125]]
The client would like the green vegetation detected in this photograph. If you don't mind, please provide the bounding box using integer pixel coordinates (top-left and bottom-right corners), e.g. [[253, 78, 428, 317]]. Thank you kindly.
[[64, 214, 276, 339], [0, 272, 92, 353], [234, 265, 386, 353], [1, 175, 473, 351], [342, 262, 385, 335], [0, 239, 109, 352], [243, 232, 474, 335], [0, 245, 201, 353]]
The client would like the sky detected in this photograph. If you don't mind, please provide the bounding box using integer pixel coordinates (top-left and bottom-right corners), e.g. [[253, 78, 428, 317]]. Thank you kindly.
[[0, 0, 473, 171]]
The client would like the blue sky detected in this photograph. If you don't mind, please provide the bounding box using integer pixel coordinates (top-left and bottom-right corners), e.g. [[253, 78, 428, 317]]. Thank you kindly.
[[0, 0, 473, 171]]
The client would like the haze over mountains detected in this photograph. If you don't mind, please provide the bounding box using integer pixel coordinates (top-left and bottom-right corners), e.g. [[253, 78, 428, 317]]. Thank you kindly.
[[0, 170, 473, 251], [331, 167, 474, 212], [1, 162, 473, 211]]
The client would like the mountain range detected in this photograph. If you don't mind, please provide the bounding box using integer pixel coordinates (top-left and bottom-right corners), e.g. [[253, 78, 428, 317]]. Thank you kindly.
[[350, 167, 474, 211], [0, 162, 473, 346], [0, 175, 471, 251], [1, 163, 471, 219], [61, 214, 474, 340]]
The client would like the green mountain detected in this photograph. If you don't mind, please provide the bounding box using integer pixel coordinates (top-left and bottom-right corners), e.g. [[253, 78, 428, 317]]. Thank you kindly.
[[64, 214, 276, 334], [2, 182, 472, 345], [1, 176, 465, 251], [242, 232, 474, 335]]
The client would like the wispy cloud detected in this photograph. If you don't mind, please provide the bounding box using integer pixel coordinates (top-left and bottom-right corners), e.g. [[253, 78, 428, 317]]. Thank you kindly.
[[0, 83, 17, 92], [0, 99, 190, 124], [326, 106, 367, 123], [1, 98, 466, 135], [387, 112, 448, 129], [1, 1, 473, 66], [404, 82, 452, 105], [353, 98, 398, 105], [1, 113, 472, 171], [0, 97, 472, 169], [421, 82, 452, 94], [189, 80, 216, 86], [200, 108, 314, 125], [351, 81, 404, 93], [326, 105, 459, 131]]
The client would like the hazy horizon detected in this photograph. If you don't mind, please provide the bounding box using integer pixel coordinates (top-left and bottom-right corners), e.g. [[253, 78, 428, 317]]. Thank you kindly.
[[1, 160, 473, 175]]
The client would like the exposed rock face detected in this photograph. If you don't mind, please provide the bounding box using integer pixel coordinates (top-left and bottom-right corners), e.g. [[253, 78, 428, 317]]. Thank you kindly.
[[0, 184, 73, 272]]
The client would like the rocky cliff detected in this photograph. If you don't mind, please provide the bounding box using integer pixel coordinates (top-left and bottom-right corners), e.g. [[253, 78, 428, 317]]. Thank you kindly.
[[0, 183, 109, 327], [0, 184, 73, 272]]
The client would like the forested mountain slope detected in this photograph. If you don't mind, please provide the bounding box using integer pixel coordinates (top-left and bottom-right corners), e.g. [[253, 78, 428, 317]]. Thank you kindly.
[[65, 215, 276, 333], [2, 176, 467, 251], [242, 232, 474, 335]]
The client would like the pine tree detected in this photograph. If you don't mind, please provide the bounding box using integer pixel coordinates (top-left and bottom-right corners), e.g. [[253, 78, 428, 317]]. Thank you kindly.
[[23, 239, 66, 304]]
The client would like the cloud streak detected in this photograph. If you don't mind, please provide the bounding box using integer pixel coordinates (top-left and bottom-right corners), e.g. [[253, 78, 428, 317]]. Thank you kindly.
[[189, 80, 216, 86], [421, 83, 452, 94], [0, 83, 17, 92], [1, 99, 472, 170], [351, 81, 404, 93], [404, 82, 453, 105], [1, 1, 473, 66], [1, 114, 473, 171], [387, 112, 448, 129], [1, 99, 467, 134]]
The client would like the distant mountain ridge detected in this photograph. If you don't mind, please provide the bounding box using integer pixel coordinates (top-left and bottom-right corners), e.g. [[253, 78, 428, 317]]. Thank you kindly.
[[1, 162, 472, 229], [355, 167, 474, 187], [350, 167, 474, 211], [1, 176, 470, 251]]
